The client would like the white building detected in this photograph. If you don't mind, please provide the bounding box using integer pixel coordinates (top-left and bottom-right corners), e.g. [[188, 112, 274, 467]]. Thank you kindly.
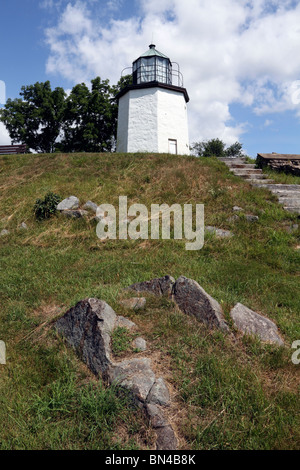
[[116, 44, 190, 155]]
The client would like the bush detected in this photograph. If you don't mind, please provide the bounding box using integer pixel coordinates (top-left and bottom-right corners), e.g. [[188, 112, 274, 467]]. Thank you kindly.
[[191, 139, 244, 158], [34, 192, 62, 220]]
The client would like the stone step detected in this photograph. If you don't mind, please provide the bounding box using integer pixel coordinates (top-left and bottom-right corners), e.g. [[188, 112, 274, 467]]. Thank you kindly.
[[230, 169, 262, 175], [226, 163, 256, 169], [275, 191, 300, 198], [283, 207, 300, 214], [277, 197, 300, 206], [249, 179, 274, 185], [252, 183, 300, 191]]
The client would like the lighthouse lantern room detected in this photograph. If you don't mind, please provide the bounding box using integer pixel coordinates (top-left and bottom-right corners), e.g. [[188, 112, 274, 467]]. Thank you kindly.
[[116, 44, 189, 155]]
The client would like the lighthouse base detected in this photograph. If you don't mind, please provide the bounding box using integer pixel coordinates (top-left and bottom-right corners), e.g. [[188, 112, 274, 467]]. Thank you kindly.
[[117, 86, 189, 155]]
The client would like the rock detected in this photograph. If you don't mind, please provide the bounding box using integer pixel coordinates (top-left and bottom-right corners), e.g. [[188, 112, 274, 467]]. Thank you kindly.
[[227, 215, 239, 222], [146, 403, 169, 427], [0, 229, 9, 237], [172, 276, 230, 332], [116, 316, 137, 330], [205, 226, 234, 238], [57, 196, 79, 211], [83, 201, 98, 213], [230, 303, 284, 346], [155, 425, 178, 451], [147, 378, 170, 406], [120, 298, 146, 310], [233, 206, 243, 212], [133, 337, 147, 352], [61, 209, 88, 219], [145, 404, 178, 450], [245, 215, 259, 222], [55, 298, 117, 376], [0, 340, 6, 364], [127, 275, 175, 297], [19, 222, 28, 230], [109, 358, 156, 403]]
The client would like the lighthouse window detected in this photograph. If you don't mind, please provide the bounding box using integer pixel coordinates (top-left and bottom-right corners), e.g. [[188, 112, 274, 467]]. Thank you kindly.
[[168, 139, 177, 155]]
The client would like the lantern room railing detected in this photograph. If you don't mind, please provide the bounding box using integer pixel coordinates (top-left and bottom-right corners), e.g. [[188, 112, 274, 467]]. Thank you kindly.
[[121, 62, 184, 88]]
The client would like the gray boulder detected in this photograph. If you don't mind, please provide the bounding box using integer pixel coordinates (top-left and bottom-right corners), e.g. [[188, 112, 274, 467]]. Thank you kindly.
[[57, 196, 79, 211], [0, 229, 9, 237], [172, 276, 229, 332], [109, 357, 156, 403], [19, 222, 28, 230], [245, 215, 259, 223], [230, 303, 284, 346], [116, 316, 137, 330], [127, 275, 175, 297], [83, 201, 98, 213], [133, 337, 147, 352], [146, 404, 178, 450], [61, 209, 88, 219], [233, 206, 243, 212], [55, 298, 117, 376], [147, 377, 170, 406], [205, 226, 234, 238]]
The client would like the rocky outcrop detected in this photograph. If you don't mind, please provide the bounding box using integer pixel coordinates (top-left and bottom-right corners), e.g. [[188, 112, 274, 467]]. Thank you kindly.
[[55, 298, 116, 376], [205, 226, 234, 238], [55, 297, 177, 450], [61, 209, 88, 219], [56, 196, 79, 211], [127, 275, 175, 297], [147, 378, 170, 407], [146, 404, 178, 450], [82, 201, 98, 213], [172, 276, 230, 332], [108, 357, 156, 403], [230, 303, 284, 346]]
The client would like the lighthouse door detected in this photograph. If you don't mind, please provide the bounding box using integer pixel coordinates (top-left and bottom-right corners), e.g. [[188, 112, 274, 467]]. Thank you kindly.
[[168, 139, 177, 155]]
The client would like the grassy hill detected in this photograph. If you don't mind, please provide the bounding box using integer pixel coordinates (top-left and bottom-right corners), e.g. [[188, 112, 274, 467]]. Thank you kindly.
[[0, 152, 299, 450]]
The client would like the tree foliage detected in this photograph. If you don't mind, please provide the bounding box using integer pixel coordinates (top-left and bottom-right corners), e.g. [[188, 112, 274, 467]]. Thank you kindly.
[[191, 138, 244, 158], [0, 81, 66, 153], [0, 75, 133, 153]]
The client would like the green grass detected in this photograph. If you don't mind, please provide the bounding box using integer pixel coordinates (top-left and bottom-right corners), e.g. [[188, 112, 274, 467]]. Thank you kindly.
[[0, 152, 299, 449]]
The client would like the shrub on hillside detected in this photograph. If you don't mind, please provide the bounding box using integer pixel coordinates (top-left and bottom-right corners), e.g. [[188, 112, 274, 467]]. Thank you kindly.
[[34, 192, 62, 220], [191, 139, 244, 158]]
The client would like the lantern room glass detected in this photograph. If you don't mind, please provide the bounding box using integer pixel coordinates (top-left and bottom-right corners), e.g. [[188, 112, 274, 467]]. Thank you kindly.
[[133, 56, 172, 85]]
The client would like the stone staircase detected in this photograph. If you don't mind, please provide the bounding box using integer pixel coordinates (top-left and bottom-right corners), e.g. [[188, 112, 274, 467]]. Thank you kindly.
[[219, 157, 300, 215]]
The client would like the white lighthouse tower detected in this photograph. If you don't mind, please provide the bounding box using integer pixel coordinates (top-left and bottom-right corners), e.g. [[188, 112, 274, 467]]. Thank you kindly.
[[116, 44, 189, 155]]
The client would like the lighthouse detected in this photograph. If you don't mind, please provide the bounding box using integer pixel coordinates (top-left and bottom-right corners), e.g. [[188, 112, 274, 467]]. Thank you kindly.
[[116, 44, 189, 155]]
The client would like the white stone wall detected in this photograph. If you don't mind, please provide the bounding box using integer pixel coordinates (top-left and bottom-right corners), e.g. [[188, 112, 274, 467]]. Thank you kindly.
[[117, 86, 189, 154], [157, 89, 189, 155]]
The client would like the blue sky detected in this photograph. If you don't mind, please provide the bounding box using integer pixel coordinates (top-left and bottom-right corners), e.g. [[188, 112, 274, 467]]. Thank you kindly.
[[1, 0, 300, 157]]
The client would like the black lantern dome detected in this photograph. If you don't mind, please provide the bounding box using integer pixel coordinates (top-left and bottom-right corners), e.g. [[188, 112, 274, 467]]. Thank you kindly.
[[132, 44, 172, 85]]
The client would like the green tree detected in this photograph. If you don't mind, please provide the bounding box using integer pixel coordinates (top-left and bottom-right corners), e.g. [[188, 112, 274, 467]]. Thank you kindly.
[[0, 81, 66, 153], [192, 138, 244, 158], [225, 141, 243, 158], [61, 77, 118, 153], [191, 138, 226, 157]]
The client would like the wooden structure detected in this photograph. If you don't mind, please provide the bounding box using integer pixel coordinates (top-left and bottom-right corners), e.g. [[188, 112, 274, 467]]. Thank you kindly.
[[257, 153, 300, 176], [0, 144, 27, 155]]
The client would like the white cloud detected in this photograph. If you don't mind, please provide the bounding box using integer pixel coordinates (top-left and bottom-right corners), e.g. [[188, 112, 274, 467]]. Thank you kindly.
[[44, 0, 300, 145], [0, 122, 11, 145]]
